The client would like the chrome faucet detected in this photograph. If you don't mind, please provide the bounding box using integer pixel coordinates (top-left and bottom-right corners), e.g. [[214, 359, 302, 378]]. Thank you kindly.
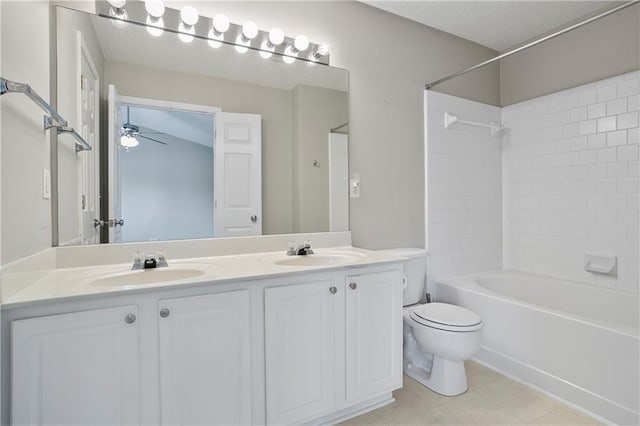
[[132, 249, 169, 270], [286, 241, 314, 256]]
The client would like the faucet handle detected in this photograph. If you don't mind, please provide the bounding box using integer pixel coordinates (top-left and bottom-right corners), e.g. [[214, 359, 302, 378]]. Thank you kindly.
[[156, 249, 169, 267], [132, 251, 144, 270], [286, 241, 297, 256]]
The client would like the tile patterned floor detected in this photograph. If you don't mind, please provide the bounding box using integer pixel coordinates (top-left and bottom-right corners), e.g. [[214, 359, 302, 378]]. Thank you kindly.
[[341, 361, 602, 425]]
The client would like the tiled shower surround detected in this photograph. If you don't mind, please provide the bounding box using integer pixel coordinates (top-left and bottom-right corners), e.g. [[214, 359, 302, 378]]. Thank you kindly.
[[503, 71, 639, 292], [427, 71, 639, 293]]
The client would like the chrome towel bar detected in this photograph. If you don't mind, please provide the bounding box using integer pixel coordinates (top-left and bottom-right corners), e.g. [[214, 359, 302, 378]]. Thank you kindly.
[[0, 77, 92, 153]]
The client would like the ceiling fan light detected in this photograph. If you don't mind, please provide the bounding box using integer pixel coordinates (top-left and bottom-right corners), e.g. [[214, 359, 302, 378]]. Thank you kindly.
[[121, 134, 139, 148]]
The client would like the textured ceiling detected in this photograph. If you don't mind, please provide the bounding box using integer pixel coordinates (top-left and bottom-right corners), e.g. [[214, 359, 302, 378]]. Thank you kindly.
[[364, 1, 619, 52]]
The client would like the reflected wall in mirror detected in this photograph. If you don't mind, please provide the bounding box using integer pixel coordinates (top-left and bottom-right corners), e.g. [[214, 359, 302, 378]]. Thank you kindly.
[[55, 6, 349, 245]]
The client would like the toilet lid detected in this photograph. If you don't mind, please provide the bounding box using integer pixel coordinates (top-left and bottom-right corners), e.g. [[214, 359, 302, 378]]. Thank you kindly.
[[411, 303, 482, 329]]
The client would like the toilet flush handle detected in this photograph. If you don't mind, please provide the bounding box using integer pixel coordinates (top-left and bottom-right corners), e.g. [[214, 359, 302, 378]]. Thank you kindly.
[[402, 276, 408, 290]]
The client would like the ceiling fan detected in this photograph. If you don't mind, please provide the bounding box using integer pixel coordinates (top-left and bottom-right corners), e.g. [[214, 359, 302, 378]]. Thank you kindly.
[[120, 106, 169, 148]]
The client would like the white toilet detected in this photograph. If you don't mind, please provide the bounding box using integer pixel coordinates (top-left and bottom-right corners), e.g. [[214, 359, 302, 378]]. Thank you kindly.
[[379, 248, 483, 396]]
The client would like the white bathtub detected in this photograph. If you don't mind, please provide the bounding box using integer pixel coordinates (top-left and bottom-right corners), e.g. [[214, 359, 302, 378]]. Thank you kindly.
[[435, 270, 639, 425]]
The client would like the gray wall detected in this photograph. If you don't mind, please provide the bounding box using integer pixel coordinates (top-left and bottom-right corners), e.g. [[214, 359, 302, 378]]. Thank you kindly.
[[106, 61, 294, 236], [1, 0, 499, 264], [500, 4, 640, 106], [121, 133, 214, 243], [292, 85, 348, 233], [168, 1, 501, 250], [0, 1, 52, 265]]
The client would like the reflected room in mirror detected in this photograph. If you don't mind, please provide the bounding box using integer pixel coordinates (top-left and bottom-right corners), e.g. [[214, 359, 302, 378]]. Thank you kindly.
[[54, 5, 349, 246]]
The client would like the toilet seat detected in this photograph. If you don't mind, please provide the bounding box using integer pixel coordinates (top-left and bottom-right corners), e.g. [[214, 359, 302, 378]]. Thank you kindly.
[[409, 303, 482, 332]]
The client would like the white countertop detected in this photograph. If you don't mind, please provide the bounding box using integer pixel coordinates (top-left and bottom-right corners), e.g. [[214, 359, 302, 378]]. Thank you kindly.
[[2, 247, 405, 309]]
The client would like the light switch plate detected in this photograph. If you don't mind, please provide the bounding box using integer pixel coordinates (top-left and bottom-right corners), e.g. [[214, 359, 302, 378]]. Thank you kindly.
[[42, 169, 51, 199], [350, 174, 360, 198]]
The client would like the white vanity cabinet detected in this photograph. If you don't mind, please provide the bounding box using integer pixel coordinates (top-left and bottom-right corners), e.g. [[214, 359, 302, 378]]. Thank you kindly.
[[11, 305, 140, 426], [345, 270, 403, 404], [157, 290, 253, 425], [264, 268, 403, 425], [264, 280, 341, 424]]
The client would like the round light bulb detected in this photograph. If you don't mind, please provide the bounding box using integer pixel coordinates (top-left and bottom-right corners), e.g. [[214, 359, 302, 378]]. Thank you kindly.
[[294, 34, 309, 52], [178, 22, 194, 43], [212, 14, 230, 34], [242, 21, 258, 40], [180, 6, 199, 26], [121, 134, 139, 147], [108, 0, 126, 8], [144, 0, 164, 18], [109, 7, 128, 27], [283, 46, 297, 64], [268, 28, 284, 46], [235, 35, 249, 53], [259, 40, 273, 59], [317, 43, 330, 56], [146, 16, 163, 37], [207, 28, 223, 48]]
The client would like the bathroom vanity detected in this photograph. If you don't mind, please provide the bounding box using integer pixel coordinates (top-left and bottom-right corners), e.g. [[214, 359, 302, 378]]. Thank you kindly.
[[2, 247, 404, 425]]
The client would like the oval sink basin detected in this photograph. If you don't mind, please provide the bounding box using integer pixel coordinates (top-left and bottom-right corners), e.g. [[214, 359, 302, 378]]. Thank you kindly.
[[90, 268, 206, 287], [273, 253, 366, 267]]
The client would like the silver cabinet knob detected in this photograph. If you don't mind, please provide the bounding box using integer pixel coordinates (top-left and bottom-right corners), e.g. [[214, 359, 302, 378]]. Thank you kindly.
[[349, 282, 357, 290], [93, 219, 106, 228], [329, 286, 337, 294], [159, 308, 170, 318], [250, 215, 258, 223], [124, 313, 136, 324]]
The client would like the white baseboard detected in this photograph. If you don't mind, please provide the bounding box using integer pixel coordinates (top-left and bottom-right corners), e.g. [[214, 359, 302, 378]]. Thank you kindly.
[[474, 346, 639, 425]]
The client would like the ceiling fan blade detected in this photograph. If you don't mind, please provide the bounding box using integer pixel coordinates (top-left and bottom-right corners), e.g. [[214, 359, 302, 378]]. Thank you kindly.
[[138, 134, 168, 145]]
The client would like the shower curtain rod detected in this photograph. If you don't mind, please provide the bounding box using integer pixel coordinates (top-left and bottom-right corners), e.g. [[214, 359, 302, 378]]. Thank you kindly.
[[425, 0, 639, 90]]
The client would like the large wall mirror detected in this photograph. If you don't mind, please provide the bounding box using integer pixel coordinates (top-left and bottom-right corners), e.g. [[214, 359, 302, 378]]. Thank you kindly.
[[54, 5, 349, 245]]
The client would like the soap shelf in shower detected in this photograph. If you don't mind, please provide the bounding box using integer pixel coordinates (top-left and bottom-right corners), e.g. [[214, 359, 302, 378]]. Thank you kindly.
[[0, 77, 92, 153]]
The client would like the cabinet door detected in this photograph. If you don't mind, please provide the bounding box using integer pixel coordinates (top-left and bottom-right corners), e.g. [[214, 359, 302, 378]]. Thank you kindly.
[[158, 290, 252, 425], [12, 305, 140, 426], [265, 280, 338, 425], [345, 270, 403, 403]]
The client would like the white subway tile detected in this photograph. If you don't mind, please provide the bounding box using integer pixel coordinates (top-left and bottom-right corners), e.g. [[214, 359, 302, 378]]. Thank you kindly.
[[607, 130, 627, 147], [597, 116, 617, 133], [597, 147, 617, 163], [587, 102, 606, 119], [607, 162, 627, 178], [596, 84, 617, 102], [569, 107, 587, 122], [587, 133, 607, 149], [579, 89, 597, 106], [568, 136, 587, 151], [607, 98, 627, 115], [617, 111, 639, 130], [617, 177, 639, 194], [618, 144, 639, 161], [628, 95, 639, 112], [618, 78, 639, 97], [579, 120, 597, 135]]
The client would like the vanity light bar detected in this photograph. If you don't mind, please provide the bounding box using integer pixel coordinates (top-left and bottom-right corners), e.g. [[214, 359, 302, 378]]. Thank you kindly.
[[98, 1, 331, 65]]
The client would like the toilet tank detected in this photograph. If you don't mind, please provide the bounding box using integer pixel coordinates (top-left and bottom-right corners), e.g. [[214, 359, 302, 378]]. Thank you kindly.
[[376, 248, 427, 306]]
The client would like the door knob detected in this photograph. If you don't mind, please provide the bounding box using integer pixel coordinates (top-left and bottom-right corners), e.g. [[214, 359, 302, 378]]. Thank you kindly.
[[349, 282, 357, 290], [329, 286, 337, 294], [124, 314, 136, 324], [159, 308, 170, 318], [250, 215, 258, 223]]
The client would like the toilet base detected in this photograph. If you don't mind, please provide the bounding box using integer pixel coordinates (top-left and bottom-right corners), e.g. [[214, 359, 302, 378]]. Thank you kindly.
[[404, 356, 468, 396]]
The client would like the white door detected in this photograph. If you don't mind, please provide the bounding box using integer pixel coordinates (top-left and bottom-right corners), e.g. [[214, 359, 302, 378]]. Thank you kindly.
[[265, 281, 338, 424], [79, 33, 100, 245], [345, 270, 403, 403], [214, 112, 262, 237], [158, 291, 252, 425], [108, 84, 124, 243], [12, 306, 140, 425], [328, 133, 349, 232]]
